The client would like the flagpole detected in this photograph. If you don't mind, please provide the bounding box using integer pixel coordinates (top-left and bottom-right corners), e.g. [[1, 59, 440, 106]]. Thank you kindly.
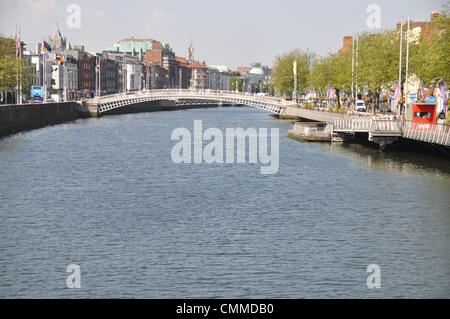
[[63, 55, 67, 102], [15, 25, 19, 104], [351, 36, 355, 102], [18, 27, 22, 105], [355, 35, 359, 101], [43, 46, 47, 103], [405, 15, 410, 107], [293, 59, 298, 105], [398, 17, 403, 116]]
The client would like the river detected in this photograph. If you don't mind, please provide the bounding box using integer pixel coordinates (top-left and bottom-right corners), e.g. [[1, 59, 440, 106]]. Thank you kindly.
[[0, 106, 449, 298]]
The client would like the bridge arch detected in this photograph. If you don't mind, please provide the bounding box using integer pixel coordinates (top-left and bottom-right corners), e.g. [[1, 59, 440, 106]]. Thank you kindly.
[[89, 89, 287, 115]]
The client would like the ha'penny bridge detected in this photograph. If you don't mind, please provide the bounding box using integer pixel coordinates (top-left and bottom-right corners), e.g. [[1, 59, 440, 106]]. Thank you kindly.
[[86, 89, 450, 148], [87, 89, 286, 115]]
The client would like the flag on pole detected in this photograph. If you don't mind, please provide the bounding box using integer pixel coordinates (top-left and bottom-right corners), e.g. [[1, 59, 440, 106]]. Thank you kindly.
[[293, 60, 297, 76], [56, 54, 65, 64], [42, 40, 52, 52]]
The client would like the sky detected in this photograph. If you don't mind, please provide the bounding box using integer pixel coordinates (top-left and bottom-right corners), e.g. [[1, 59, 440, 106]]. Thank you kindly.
[[0, 0, 447, 68]]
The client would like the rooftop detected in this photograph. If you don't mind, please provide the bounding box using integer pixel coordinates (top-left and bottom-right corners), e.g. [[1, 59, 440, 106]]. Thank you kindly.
[[210, 65, 231, 73], [249, 67, 264, 76], [118, 38, 157, 43]]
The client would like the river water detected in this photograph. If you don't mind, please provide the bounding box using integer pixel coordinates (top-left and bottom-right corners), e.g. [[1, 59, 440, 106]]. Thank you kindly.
[[0, 106, 449, 298]]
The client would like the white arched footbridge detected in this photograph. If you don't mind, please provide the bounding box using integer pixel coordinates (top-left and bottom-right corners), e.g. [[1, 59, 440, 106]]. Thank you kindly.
[[87, 89, 289, 115]]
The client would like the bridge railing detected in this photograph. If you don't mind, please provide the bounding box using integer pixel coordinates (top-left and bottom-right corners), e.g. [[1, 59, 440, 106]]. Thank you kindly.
[[371, 118, 402, 134], [93, 89, 286, 114], [402, 120, 450, 146], [333, 117, 373, 132], [96, 89, 283, 103], [334, 116, 450, 146]]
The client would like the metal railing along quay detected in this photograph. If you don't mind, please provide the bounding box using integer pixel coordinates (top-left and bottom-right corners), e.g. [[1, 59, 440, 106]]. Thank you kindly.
[[333, 116, 450, 146], [333, 117, 373, 132], [402, 121, 450, 146]]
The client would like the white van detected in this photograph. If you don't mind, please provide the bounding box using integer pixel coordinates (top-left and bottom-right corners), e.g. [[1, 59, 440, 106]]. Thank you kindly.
[[355, 100, 367, 112]]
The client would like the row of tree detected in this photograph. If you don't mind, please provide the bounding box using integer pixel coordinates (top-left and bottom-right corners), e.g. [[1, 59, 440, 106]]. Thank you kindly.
[[271, 10, 449, 99]]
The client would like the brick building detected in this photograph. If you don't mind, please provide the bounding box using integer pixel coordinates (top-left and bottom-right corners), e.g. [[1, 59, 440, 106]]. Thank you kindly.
[[77, 51, 96, 98], [99, 56, 119, 95]]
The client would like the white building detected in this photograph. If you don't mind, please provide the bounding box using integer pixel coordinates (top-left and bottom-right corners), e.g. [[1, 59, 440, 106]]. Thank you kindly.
[[210, 65, 232, 91], [207, 67, 219, 90], [51, 64, 63, 90], [126, 63, 142, 91], [190, 67, 207, 90], [51, 55, 78, 101], [104, 52, 143, 92], [245, 67, 266, 93], [65, 58, 78, 97]]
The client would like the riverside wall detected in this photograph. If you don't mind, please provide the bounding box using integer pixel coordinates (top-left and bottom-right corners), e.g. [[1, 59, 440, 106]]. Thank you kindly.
[[0, 102, 87, 137], [0, 100, 231, 138]]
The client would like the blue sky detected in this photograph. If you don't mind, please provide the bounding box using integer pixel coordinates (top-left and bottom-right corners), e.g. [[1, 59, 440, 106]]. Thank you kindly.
[[0, 0, 446, 68]]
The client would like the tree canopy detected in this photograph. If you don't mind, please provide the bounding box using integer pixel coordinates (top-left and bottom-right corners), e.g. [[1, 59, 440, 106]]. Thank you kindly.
[[271, 49, 311, 96], [0, 36, 29, 95], [271, 9, 449, 97]]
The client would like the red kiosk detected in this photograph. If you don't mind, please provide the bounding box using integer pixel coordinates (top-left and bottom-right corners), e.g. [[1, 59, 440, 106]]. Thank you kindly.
[[411, 103, 437, 123], [404, 102, 438, 133]]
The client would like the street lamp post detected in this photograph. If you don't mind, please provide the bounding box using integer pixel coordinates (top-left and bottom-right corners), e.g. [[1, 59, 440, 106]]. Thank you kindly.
[[351, 37, 355, 102], [405, 15, 410, 109], [293, 59, 298, 105], [95, 55, 100, 97], [123, 62, 127, 93], [147, 65, 150, 90], [43, 53, 47, 103], [398, 17, 403, 116]]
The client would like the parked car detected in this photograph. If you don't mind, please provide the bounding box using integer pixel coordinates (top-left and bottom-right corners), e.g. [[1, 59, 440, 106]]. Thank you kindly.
[[26, 98, 41, 104], [355, 100, 367, 112]]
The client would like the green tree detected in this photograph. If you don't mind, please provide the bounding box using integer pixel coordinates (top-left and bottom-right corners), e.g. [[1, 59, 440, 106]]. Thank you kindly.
[[229, 76, 243, 92], [308, 53, 347, 94], [356, 31, 400, 91], [0, 36, 30, 102], [409, 12, 450, 83], [273, 5, 449, 101], [271, 49, 310, 96]]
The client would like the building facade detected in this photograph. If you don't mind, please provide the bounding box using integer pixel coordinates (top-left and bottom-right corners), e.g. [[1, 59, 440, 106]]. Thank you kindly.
[[209, 65, 232, 91], [189, 61, 207, 90], [99, 56, 119, 95], [175, 56, 192, 89], [49, 54, 78, 101], [104, 52, 143, 92], [77, 51, 96, 98], [106, 38, 156, 60]]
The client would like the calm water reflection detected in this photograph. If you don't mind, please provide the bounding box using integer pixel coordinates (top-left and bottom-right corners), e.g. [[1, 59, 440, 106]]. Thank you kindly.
[[325, 143, 450, 179], [0, 107, 449, 298]]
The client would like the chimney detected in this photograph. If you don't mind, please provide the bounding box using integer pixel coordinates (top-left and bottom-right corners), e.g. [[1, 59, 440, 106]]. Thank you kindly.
[[343, 36, 353, 49]]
